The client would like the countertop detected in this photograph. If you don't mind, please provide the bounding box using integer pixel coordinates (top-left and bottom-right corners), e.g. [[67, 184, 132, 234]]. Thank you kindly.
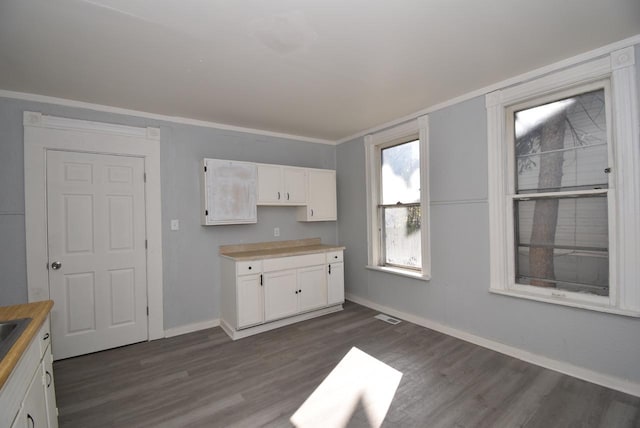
[[0, 300, 53, 389], [220, 238, 345, 261]]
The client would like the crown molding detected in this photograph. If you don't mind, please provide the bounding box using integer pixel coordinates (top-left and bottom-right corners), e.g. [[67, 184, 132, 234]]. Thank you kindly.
[[336, 34, 640, 145], [0, 89, 335, 145]]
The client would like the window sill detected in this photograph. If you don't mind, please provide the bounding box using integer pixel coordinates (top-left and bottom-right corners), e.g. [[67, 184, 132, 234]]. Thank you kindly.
[[366, 265, 431, 281], [489, 288, 640, 318]]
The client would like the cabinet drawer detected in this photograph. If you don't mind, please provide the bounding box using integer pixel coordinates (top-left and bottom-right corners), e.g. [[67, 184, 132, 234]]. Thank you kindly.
[[237, 260, 262, 276], [326, 251, 343, 263], [263, 253, 326, 272]]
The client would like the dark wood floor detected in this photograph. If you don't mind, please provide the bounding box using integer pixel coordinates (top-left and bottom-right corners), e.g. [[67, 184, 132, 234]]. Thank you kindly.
[[53, 301, 640, 428]]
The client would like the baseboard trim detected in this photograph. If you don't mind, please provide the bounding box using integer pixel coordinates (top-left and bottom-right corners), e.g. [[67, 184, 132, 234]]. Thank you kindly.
[[345, 293, 640, 398], [221, 305, 344, 340], [164, 318, 220, 338]]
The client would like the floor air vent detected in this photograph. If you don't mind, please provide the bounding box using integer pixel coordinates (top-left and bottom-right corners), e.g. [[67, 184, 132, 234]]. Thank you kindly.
[[374, 314, 402, 325]]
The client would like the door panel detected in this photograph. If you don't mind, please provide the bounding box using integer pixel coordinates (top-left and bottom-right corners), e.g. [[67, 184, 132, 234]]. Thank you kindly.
[[327, 262, 345, 305], [283, 167, 307, 204], [264, 269, 298, 321], [47, 150, 147, 359], [237, 274, 263, 328], [297, 265, 327, 312]]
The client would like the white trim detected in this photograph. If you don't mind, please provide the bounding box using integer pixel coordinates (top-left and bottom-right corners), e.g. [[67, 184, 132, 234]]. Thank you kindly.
[[486, 53, 640, 315], [364, 116, 431, 277], [24, 112, 165, 340], [336, 34, 640, 145], [164, 319, 220, 338], [2, 90, 335, 146], [365, 265, 430, 281], [220, 305, 343, 340], [345, 293, 640, 398], [610, 47, 640, 312]]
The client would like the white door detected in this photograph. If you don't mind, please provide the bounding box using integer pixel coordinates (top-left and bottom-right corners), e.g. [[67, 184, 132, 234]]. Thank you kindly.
[[46, 150, 148, 360], [307, 170, 337, 220], [297, 265, 327, 312], [283, 167, 307, 204], [327, 262, 345, 305], [257, 164, 282, 204], [264, 269, 298, 321], [237, 274, 263, 328]]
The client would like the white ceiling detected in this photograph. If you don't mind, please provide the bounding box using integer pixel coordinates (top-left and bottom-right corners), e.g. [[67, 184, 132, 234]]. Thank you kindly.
[[1, 1, 639, 142]]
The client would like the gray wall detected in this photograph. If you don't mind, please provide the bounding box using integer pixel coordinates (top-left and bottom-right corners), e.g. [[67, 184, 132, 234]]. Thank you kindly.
[[0, 97, 337, 329], [337, 88, 640, 383]]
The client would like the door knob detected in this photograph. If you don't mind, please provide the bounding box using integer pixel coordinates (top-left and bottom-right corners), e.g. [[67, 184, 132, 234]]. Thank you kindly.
[[51, 261, 62, 270]]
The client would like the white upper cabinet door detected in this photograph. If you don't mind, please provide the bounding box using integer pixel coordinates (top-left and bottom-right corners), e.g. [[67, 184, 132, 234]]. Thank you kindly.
[[283, 167, 307, 204], [298, 169, 337, 221], [297, 264, 327, 312], [257, 164, 283, 204], [202, 159, 257, 225]]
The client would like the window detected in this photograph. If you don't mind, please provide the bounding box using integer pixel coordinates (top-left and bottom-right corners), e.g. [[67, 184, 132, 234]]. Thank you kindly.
[[486, 47, 640, 315], [365, 116, 430, 279]]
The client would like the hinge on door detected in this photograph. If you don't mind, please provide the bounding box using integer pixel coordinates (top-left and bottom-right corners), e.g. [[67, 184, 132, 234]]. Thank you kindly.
[[46, 262, 49, 270]]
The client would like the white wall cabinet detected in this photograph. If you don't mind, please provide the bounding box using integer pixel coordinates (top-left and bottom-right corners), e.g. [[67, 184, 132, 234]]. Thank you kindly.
[[201, 159, 257, 225], [297, 169, 337, 221], [257, 164, 307, 205], [4, 318, 58, 428], [203, 159, 336, 223], [220, 249, 344, 340]]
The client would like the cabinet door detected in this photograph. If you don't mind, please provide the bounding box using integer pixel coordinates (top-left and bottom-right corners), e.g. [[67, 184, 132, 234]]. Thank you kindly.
[[13, 369, 47, 428], [42, 345, 58, 428], [302, 170, 337, 221], [264, 269, 298, 321], [237, 274, 264, 328], [297, 265, 327, 312], [257, 164, 283, 204], [202, 159, 257, 225], [327, 262, 345, 305], [283, 167, 307, 204]]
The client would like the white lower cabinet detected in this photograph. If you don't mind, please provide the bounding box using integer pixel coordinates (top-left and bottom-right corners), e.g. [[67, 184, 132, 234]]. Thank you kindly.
[[12, 368, 47, 428], [220, 249, 344, 340], [264, 269, 299, 321], [297, 265, 328, 312], [237, 274, 264, 328], [327, 262, 345, 305], [5, 317, 58, 428]]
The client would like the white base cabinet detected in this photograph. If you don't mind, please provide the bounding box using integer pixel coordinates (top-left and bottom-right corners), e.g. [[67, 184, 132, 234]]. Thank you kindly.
[[221, 249, 344, 340], [4, 318, 58, 428]]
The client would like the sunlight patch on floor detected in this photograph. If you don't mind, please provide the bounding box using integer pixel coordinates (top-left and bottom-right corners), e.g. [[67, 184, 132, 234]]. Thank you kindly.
[[290, 347, 402, 428]]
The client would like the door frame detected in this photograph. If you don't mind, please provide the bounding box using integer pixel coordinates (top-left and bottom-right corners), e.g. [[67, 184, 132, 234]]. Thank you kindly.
[[23, 111, 164, 341]]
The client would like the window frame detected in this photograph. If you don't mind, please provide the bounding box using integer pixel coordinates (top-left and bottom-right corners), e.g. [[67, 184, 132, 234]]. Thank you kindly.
[[486, 47, 640, 316], [364, 116, 431, 280]]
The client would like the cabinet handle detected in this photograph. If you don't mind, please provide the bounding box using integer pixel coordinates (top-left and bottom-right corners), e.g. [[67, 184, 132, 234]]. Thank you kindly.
[[299, 289, 302, 293], [260, 274, 263, 286], [43, 332, 49, 341], [46, 370, 52, 387], [27, 414, 34, 428], [277, 191, 281, 200], [287, 192, 290, 200], [248, 266, 252, 270], [310, 209, 314, 216], [329, 264, 331, 274], [295, 290, 298, 294]]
